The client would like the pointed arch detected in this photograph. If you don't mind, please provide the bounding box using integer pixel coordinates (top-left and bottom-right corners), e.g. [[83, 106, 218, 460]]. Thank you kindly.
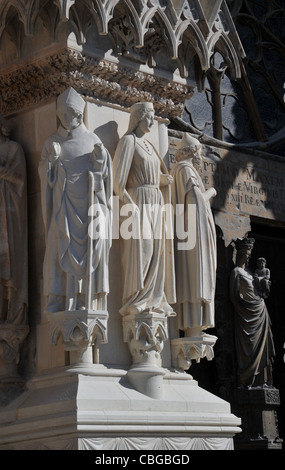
[[176, 19, 210, 71], [104, 0, 120, 32], [90, 0, 111, 35], [53, 0, 76, 22], [121, 0, 144, 47], [21, 0, 41, 36], [207, 31, 241, 79], [141, 6, 178, 59], [0, 1, 23, 40]]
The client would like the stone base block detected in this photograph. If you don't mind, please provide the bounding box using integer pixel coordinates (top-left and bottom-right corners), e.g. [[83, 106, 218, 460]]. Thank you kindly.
[[0, 365, 241, 450], [234, 387, 283, 450]]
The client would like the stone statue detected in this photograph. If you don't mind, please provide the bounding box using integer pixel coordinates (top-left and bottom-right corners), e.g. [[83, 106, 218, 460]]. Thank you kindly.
[[113, 101, 176, 397], [39, 87, 113, 314], [113, 101, 176, 317], [230, 238, 275, 387], [170, 133, 217, 338], [254, 257, 271, 299], [0, 116, 29, 376], [0, 116, 28, 325]]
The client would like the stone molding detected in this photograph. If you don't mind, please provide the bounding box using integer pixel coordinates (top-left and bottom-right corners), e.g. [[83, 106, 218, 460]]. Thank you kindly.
[[10, 436, 234, 451], [0, 366, 241, 450], [0, 48, 191, 117]]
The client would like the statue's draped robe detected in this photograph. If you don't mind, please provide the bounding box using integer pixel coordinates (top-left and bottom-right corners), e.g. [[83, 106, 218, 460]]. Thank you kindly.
[[230, 266, 275, 386], [0, 140, 28, 324], [39, 124, 112, 308], [113, 133, 176, 315], [170, 160, 216, 330]]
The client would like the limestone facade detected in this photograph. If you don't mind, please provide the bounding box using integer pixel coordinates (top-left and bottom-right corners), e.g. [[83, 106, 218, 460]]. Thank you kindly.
[[0, 0, 284, 451]]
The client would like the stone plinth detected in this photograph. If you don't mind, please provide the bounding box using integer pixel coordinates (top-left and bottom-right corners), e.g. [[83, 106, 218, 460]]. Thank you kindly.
[[234, 387, 283, 450], [0, 365, 241, 450]]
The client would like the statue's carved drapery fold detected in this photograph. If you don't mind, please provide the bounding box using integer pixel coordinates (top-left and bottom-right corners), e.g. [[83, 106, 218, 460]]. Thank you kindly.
[[113, 102, 176, 397], [39, 87, 113, 314], [113, 102, 176, 317], [0, 116, 29, 375], [170, 133, 217, 370], [170, 133, 217, 336]]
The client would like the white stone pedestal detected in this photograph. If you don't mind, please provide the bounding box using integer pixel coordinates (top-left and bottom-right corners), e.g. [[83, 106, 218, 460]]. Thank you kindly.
[[0, 365, 241, 450]]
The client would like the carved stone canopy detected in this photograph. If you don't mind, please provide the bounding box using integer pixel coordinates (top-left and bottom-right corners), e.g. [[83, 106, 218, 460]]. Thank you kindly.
[[0, 1, 245, 116]]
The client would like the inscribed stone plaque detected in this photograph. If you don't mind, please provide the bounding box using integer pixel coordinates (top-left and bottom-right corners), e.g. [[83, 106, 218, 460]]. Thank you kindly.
[[169, 137, 285, 244]]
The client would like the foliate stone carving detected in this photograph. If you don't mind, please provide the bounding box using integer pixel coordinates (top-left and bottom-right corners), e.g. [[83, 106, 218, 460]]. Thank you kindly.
[[113, 101, 176, 397], [170, 133, 217, 368], [39, 87, 112, 364], [122, 313, 168, 367], [122, 312, 168, 399], [237, 386, 281, 407], [0, 50, 190, 117], [171, 334, 217, 371], [0, 1, 246, 117], [230, 238, 275, 387], [0, 116, 29, 377]]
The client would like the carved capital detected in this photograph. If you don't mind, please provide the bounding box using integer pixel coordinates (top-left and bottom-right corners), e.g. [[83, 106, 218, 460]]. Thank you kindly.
[[122, 312, 168, 367], [47, 310, 108, 364], [171, 334, 217, 371], [122, 312, 170, 398]]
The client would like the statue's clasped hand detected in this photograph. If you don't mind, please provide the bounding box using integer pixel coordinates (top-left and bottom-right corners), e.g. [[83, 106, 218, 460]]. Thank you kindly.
[[160, 174, 173, 186], [93, 142, 104, 157]]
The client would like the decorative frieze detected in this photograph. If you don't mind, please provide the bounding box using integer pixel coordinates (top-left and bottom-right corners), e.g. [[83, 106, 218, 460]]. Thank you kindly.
[[0, 1, 245, 116], [0, 49, 191, 116]]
